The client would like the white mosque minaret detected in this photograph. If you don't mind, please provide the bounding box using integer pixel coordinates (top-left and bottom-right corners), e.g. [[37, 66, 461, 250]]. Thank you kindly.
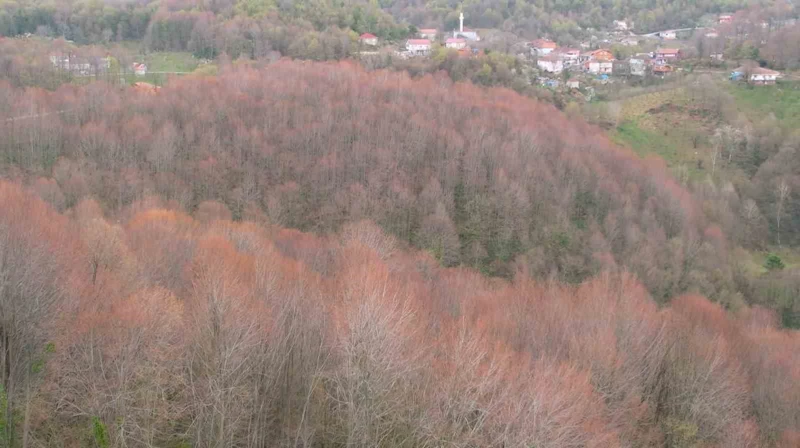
[[453, 11, 480, 41]]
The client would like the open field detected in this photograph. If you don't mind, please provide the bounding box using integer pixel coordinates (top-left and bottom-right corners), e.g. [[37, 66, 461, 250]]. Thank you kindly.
[[144, 51, 201, 73], [727, 81, 800, 129], [608, 87, 720, 180]]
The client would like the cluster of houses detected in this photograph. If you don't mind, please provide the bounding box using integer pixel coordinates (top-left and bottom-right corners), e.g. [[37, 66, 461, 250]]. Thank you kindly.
[[357, 12, 483, 57], [49, 53, 112, 76], [530, 39, 683, 77], [401, 13, 480, 56], [49, 53, 149, 77]]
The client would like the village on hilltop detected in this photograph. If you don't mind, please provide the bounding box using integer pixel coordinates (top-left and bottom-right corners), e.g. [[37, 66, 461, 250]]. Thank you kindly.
[[348, 8, 789, 96]]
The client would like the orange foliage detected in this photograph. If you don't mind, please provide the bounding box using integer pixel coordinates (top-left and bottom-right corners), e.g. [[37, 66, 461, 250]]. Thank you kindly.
[[0, 179, 797, 445]]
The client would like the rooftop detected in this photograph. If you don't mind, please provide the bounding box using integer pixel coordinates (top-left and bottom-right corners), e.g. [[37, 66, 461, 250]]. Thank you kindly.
[[736, 66, 781, 75], [532, 39, 557, 48]]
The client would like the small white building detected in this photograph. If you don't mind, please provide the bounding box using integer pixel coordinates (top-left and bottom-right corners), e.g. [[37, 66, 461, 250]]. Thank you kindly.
[[531, 39, 557, 56], [555, 48, 581, 66], [406, 39, 431, 55], [359, 33, 378, 46], [132, 63, 147, 76], [738, 66, 781, 85], [537, 55, 564, 73], [567, 80, 581, 89], [419, 29, 437, 40], [613, 20, 630, 31], [659, 30, 677, 40], [445, 38, 467, 50]]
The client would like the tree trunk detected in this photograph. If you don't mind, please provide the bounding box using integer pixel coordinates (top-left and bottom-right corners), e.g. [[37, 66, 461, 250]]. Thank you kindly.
[[3, 329, 13, 448], [21, 382, 30, 448]]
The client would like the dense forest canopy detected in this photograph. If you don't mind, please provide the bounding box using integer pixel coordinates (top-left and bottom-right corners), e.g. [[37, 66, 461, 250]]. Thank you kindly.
[[386, 0, 751, 37], [0, 61, 736, 303], [0, 0, 800, 443], [0, 0, 768, 52], [0, 177, 798, 446]]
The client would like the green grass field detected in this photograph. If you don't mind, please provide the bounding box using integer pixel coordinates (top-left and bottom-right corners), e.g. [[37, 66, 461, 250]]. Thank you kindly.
[[144, 52, 201, 73], [727, 81, 800, 129], [612, 120, 678, 162], [606, 87, 717, 180]]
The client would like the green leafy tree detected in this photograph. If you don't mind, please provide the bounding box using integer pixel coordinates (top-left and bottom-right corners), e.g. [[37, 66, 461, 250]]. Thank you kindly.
[[764, 253, 785, 271]]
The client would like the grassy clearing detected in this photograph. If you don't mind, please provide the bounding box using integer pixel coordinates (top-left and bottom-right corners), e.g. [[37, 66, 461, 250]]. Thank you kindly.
[[145, 52, 200, 73], [608, 87, 718, 180], [612, 120, 677, 162], [745, 247, 800, 275], [727, 81, 800, 128]]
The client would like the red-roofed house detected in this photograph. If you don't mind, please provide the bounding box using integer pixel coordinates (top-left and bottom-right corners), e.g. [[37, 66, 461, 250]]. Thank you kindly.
[[445, 38, 467, 49], [589, 49, 614, 61], [719, 14, 733, 24], [359, 33, 378, 46], [132, 63, 147, 76], [531, 39, 557, 56], [406, 39, 431, 55], [655, 48, 681, 62], [653, 64, 673, 75]]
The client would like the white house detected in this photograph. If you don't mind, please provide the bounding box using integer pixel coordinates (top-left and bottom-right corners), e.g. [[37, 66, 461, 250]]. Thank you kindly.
[[419, 29, 437, 39], [659, 30, 677, 40], [132, 63, 147, 76], [445, 38, 467, 49], [531, 39, 557, 56], [359, 33, 378, 46], [555, 48, 581, 66], [406, 39, 431, 55], [705, 30, 719, 38], [567, 80, 581, 89], [655, 48, 681, 63], [537, 55, 564, 73], [613, 20, 630, 31], [586, 59, 613, 74], [737, 66, 781, 85]]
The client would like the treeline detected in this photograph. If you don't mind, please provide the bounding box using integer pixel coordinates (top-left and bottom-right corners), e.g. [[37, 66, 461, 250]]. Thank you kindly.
[[386, 0, 750, 38], [1, 61, 736, 304], [0, 179, 799, 446], [0, 0, 412, 60]]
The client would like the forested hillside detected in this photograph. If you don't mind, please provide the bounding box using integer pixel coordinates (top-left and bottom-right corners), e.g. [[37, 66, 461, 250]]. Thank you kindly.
[[1, 61, 736, 302], [0, 179, 798, 447], [0, 0, 758, 55], [0, 0, 409, 60], [386, 0, 749, 38]]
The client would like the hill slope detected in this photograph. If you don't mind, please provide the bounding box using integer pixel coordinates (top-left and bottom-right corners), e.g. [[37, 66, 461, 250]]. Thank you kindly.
[[1, 60, 734, 301]]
